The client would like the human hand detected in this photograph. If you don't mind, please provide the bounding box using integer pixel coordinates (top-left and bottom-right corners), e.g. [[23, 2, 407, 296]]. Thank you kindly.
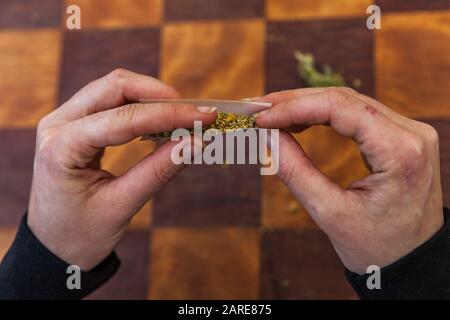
[[28, 69, 217, 271], [255, 87, 443, 274]]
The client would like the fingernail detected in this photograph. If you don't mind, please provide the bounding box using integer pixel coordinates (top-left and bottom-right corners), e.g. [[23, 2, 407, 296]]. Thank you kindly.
[[197, 106, 217, 114], [253, 110, 269, 119], [242, 96, 261, 102]]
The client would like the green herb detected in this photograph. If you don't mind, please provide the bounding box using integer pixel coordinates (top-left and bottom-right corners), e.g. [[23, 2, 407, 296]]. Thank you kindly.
[[294, 51, 347, 87], [143, 112, 256, 140], [287, 200, 300, 214], [208, 112, 255, 131]]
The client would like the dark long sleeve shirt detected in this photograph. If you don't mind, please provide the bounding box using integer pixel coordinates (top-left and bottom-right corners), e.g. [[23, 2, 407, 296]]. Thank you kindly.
[[0, 208, 448, 299], [346, 207, 450, 299], [0, 215, 120, 299]]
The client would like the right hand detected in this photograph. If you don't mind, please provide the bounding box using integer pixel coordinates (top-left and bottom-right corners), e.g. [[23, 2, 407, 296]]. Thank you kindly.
[[255, 87, 444, 274]]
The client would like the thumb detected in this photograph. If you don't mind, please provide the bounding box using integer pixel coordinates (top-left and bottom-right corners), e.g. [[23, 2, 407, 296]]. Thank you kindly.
[[106, 137, 201, 220], [277, 130, 344, 217]]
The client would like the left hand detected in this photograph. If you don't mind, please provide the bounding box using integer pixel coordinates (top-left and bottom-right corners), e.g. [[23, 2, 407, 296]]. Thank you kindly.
[[28, 69, 217, 271]]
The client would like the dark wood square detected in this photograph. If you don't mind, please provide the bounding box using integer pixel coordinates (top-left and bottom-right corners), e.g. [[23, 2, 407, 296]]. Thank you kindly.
[[377, 0, 450, 12], [59, 28, 160, 104], [153, 165, 261, 227], [261, 229, 356, 299], [0, 0, 62, 29], [86, 230, 150, 300], [266, 18, 374, 96], [0, 129, 36, 226], [165, 0, 265, 21]]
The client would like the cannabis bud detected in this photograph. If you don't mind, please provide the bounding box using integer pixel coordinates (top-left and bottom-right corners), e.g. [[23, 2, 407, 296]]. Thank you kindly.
[[294, 51, 347, 87], [144, 112, 256, 140]]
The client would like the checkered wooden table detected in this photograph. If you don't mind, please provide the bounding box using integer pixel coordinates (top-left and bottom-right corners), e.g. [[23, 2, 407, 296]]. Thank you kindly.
[[0, 0, 449, 299]]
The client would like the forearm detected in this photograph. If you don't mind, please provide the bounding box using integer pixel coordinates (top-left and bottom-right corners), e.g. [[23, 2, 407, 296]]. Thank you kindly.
[[346, 207, 450, 300], [0, 214, 120, 300]]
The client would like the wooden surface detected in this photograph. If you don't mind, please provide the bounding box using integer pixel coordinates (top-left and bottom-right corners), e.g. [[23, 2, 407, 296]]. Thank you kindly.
[[149, 228, 260, 299], [266, 0, 372, 20], [161, 19, 265, 99], [0, 30, 60, 127], [68, 0, 162, 29], [0, 0, 449, 300], [376, 11, 450, 117]]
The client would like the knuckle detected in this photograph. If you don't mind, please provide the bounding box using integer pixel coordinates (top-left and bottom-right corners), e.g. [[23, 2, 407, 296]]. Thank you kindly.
[[337, 86, 358, 95], [325, 87, 350, 105], [161, 103, 182, 120], [151, 162, 172, 186], [421, 123, 439, 146], [404, 135, 426, 159], [35, 128, 60, 165], [265, 89, 295, 101], [37, 115, 51, 134], [109, 68, 129, 79], [36, 126, 80, 170], [278, 159, 297, 187], [107, 68, 129, 87], [113, 103, 141, 126], [394, 133, 428, 180]]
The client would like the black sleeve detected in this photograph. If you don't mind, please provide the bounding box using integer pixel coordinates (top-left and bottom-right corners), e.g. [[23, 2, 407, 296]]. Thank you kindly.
[[346, 207, 450, 300], [0, 214, 120, 300]]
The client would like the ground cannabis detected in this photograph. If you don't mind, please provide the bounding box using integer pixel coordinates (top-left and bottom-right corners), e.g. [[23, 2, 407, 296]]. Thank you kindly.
[[287, 200, 300, 214], [294, 51, 347, 87], [208, 112, 255, 131], [145, 112, 256, 140]]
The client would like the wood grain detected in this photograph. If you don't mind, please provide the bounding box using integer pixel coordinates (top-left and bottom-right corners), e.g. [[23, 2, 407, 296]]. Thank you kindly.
[[158, 20, 264, 231], [0, 0, 62, 29], [153, 165, 261, 227], [0, 30, 60, 128], [161, 19, 265, 99], [66, 0, 162, 29], [261, 229, 356, 299], [267, 0, 372, 21], [86, 230, 150, 299], [0, 129, 36, 226], [376, 11, 450, 118], [59, 28, 160, 104], [377, 0, 450, 12], [266, 18, 374, 96], [165, 0, 264, 21], [149, 227, 260, 299], [421, 119, 450, 208]]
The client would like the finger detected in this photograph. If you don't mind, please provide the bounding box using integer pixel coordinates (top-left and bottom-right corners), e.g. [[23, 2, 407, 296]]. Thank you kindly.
[[276, 131, 345, 220], [350, 92, 412, 128], [255, 89, 406, 173], [51, 69, 180, 122], [105, 135, 204, 222], [66, 103, 217, 164], [258, 87, 357, 105], [103, 139, 184, 220], [261, 87, 410, 128]]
